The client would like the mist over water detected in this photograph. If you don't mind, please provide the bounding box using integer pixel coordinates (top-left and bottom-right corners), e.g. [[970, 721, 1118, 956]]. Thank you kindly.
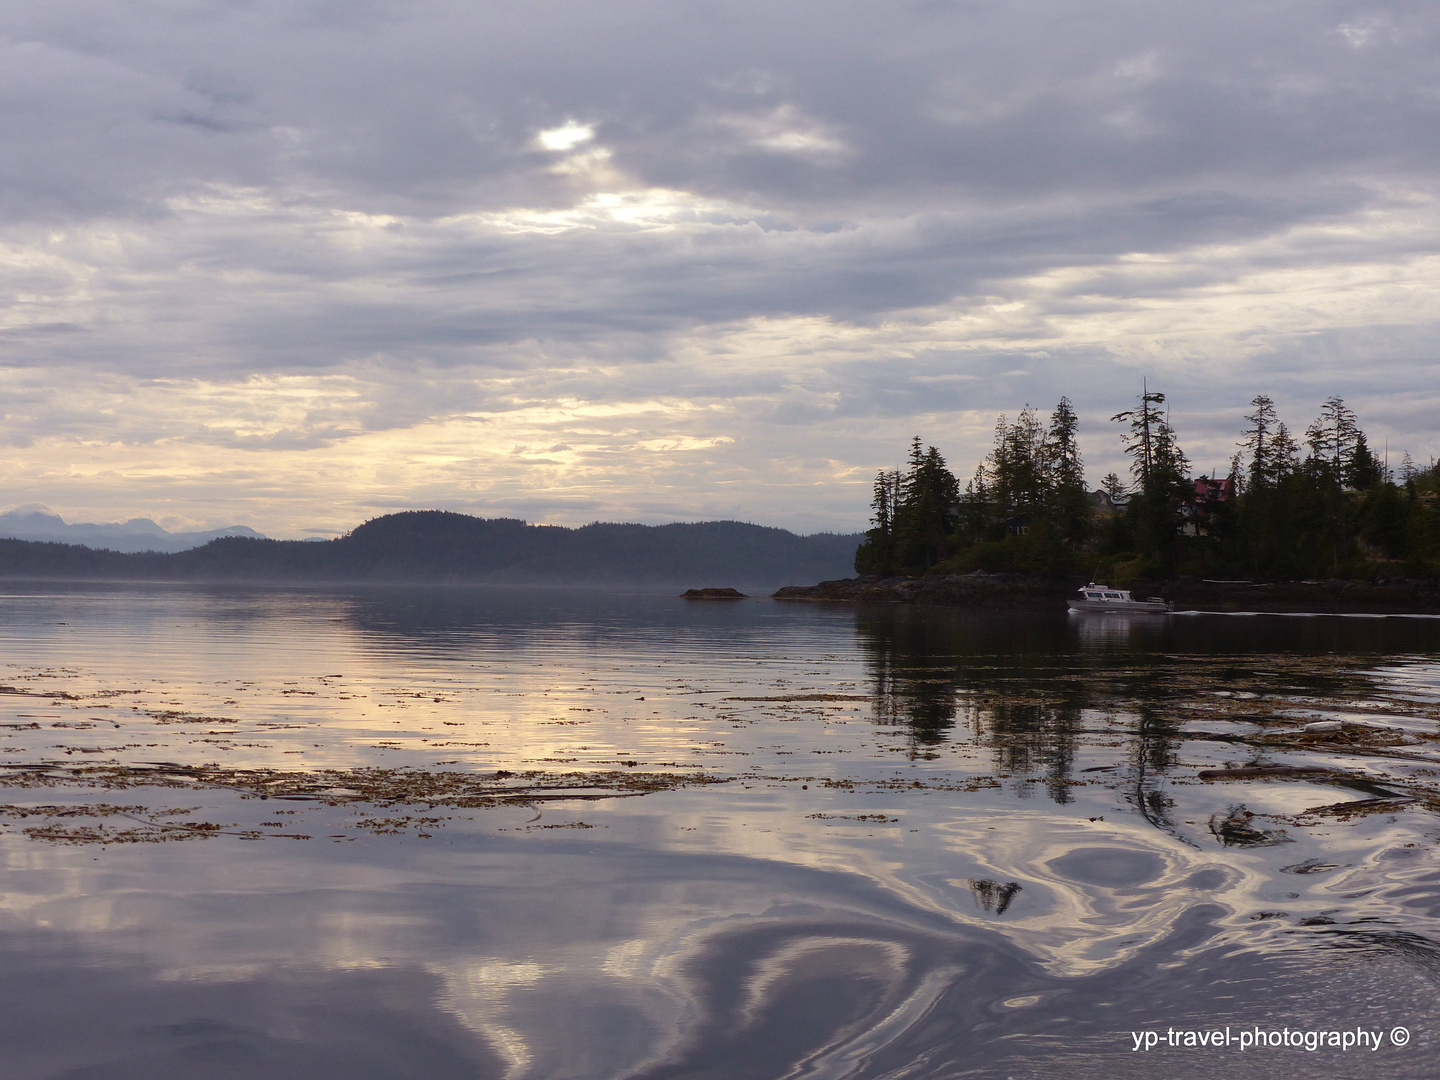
[[0, 584, 1437, 1078]]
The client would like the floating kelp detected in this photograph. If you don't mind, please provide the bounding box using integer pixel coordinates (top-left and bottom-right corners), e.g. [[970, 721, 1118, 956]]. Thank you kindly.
[[0, 761, 724, 807], [0, 762, 727, 843], [0, 801, 304, 844]]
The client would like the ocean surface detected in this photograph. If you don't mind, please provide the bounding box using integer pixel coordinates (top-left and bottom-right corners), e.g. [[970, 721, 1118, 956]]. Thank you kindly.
[[1, 583, 1438, 1079]]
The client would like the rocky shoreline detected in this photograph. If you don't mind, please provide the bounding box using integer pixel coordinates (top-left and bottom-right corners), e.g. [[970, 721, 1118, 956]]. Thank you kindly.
[[772, 572, 1066, 610], [1153, 578, 1440, 614], [773, 572, 1440, 614]]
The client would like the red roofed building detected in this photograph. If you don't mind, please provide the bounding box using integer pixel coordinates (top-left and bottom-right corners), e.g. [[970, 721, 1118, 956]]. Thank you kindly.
[[1193, 476, 1233, 504], [1181, 475, 1234, 536]]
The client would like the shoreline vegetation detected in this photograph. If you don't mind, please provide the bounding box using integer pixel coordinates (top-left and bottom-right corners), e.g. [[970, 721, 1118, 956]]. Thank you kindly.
[[832, 390, 1439, 611]]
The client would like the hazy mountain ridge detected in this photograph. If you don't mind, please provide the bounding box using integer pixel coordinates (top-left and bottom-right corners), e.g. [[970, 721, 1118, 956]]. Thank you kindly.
[[0, 507, 266, 553], [0, 510, 863, 590]]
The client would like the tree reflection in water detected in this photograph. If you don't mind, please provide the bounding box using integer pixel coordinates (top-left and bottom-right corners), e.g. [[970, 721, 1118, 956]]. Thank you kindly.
[[854, 602, 1440, 853], [857, 607, 1088, 798], [1126, 702, 1189, 842]]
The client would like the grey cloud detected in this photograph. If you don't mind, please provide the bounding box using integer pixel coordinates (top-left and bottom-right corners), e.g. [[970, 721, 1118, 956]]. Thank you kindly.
[[1, 2, 1434, 219]]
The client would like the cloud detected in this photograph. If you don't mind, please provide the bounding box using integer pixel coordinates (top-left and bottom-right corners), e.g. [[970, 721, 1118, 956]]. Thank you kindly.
[[536, 121, 596, 153], [0, 0, 1437, 533]]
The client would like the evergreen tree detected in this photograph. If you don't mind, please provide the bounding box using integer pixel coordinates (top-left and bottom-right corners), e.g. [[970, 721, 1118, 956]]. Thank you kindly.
[[1349, 433, 1385, 489], [1233, 409, 1301, 575], [1270, 423, 1300, 480], [1112, 386, 1190, 571], [1305, 396, 1361, 487], [1149, 411, 1191, 497], [1359, 481, 1407, 559], [895, 443, 960, 570], [985, 408, 1047, 525], [854, 440, 958, 574], [956, 464, 991, 545], [855, 468, 903, 574], [1302, 397, 1370, 571], [1043, 397, 1089, 544], [1240, 394, 1280, 489], [1112, 386, 1167, 491]]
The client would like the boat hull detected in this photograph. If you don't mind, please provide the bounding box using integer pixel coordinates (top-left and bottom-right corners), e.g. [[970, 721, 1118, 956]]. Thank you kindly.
[[1067, 598, 1171, 614]]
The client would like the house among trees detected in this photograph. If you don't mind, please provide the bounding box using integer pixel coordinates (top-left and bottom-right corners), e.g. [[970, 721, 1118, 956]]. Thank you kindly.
[[1181, 475, 1235, 536], [1088, 488, 1128, 514], [1193, 476, 1233, 504]]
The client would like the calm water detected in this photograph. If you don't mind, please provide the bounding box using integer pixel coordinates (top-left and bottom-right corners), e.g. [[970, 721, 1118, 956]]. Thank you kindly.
[[1, 584, 1439, 1078]]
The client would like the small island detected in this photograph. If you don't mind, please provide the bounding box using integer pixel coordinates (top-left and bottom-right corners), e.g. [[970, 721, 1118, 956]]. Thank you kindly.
[[776, 391, 1439, 614]]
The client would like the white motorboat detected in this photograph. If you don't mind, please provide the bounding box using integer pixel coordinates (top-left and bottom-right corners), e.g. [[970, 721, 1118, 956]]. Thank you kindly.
[[1067, 583, 1172, 614]]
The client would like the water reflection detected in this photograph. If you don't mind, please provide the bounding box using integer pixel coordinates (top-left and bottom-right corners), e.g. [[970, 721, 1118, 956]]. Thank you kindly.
[[967, 879, 1022, 914], [0, 586, 1437, 1078], [854, 605, 1440, 817], [1126, 703, 1187, 841], [857, 610, 1102, 800], [7, 826, 1434, 1079]]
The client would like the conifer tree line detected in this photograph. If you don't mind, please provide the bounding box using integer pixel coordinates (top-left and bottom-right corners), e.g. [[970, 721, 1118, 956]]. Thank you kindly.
[[855, 391, 1440, 581]]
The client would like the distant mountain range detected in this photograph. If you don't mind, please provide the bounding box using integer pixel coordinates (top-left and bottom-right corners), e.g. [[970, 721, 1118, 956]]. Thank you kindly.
[[0, 510, 864, 590], [0, 507, 267, 553]]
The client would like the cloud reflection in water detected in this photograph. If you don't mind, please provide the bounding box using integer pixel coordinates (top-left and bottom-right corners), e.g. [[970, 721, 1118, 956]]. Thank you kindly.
[[0, 587, 1438, 1077]]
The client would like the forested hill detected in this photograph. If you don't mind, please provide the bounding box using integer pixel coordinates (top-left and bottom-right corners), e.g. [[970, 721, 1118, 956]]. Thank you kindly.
[[0, 511, 864, 590]]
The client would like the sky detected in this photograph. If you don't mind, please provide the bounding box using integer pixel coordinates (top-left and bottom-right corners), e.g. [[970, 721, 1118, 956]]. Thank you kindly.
[[2, 0, 1438, 538]]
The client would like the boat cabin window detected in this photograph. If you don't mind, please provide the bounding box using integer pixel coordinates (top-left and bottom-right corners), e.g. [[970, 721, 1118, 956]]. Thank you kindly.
[[1085, 592, 1102, 600], [1103, 592, 1122, 599]]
